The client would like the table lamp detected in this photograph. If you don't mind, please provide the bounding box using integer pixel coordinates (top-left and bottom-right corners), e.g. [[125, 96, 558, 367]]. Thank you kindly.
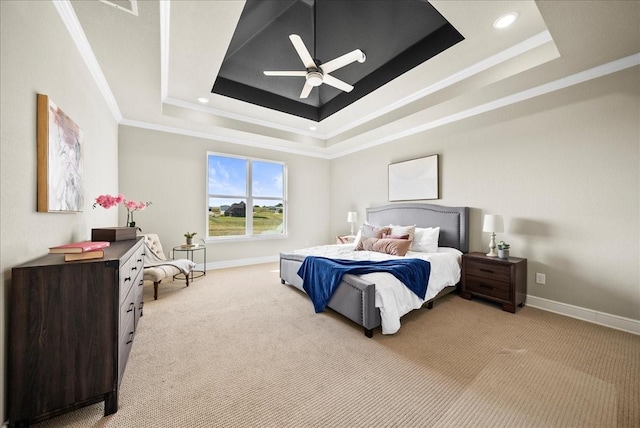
[[347, 211, 358, 235], [483, 214, 504, 257]]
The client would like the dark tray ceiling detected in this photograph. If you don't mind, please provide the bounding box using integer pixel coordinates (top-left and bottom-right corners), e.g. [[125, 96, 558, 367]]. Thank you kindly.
[[212, 0, 463, 122]]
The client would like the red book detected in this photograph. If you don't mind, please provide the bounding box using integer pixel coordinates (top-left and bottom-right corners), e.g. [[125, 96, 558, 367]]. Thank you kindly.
[[49, 241, 110, 254]]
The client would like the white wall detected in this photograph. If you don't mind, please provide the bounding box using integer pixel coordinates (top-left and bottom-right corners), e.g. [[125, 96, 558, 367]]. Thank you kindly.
[[330, 66, 640, 322], [118, 125, 331, 263], [0, 1, 120, 422]]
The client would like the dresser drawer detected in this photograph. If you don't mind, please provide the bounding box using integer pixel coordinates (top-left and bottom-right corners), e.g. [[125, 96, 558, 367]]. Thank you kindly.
[[118, 313, 135, 383], [119, 258, 134, 297], [465, 259, 511, 282], [465, 275, 510, 301], [119, 285, 136, 334]]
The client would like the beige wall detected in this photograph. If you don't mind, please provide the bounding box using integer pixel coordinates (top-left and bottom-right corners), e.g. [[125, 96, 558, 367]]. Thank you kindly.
[[330, 66, 640, 321], [0, 1, 120, 422], [118, 126, 331, 263]]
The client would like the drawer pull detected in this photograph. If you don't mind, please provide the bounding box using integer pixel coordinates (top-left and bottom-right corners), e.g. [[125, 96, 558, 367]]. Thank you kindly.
[[131, 266, 137, 271], [126, 302, 135, 313], [138, 279, 143, 287], [138, 302, 144, 310], [137, 258, 142, 263], [124, 276, 131, 282], [480, 268, 494, 273], [126, 331, 134, 344]]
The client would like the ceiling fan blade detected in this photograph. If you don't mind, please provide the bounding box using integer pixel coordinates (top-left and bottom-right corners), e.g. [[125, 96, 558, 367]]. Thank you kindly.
[[289, 34, 316, 69], [300, 82, 313, 99], [263, 71, 307, 76], [320, 49, 365, 74], [323, 74, 354, 93]]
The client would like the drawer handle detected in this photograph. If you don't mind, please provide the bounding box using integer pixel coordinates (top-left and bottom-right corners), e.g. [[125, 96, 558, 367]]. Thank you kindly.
[[480, 268, 494, 273], [127, 302, 135, 313], [131, 266, 137, 271], [138, 279, 143, 287], [126, 331, 134, 344], [137, 258, 142, 263], [124, 276, 131, 282], [139, 302, 144, 310]]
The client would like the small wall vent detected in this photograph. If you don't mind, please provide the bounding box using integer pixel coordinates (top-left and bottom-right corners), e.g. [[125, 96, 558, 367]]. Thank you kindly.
[[98, 0, 138, 16]]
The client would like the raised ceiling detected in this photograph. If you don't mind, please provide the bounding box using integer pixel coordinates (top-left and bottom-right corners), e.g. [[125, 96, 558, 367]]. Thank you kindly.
[[213, 0, 464, 121], [65, 1, 640, 158]]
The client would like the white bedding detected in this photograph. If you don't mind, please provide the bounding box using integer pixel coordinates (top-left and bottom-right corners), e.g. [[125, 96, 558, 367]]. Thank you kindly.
[[286, 243, 462, 334]]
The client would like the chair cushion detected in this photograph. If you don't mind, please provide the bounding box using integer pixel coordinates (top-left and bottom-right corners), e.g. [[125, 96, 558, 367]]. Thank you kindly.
[[143, 265, 182, 282]]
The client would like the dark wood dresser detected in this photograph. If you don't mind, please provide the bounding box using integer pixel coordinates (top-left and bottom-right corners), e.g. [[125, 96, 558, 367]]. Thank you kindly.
[[8, 237, 145, 427], [460, 252, 527, 313]]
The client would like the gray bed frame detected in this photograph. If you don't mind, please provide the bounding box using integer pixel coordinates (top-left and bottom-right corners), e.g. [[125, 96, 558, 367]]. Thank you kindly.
[[279, 203, 469, 337]]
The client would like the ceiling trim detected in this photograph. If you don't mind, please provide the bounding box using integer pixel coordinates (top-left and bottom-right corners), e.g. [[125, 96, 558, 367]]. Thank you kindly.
[[325, 30, 553, 140], [123, 53, 639, 161], [163, 97, 321, 139], [52, 0, 122, 122], [119, 118, 332, 159], [327, 53, 640, 159], [165, 30, 554, 142]]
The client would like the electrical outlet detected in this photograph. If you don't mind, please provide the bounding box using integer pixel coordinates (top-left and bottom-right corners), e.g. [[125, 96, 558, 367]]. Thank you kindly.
[[536, 273, 546, 284]]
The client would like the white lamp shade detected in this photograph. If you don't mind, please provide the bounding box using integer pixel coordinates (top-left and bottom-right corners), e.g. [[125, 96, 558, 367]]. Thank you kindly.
[[347, 212, 358, 223], [483, 214, 504, 233]]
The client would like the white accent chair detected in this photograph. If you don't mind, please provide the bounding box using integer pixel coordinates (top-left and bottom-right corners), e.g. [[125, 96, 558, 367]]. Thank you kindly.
[[142, 233, 192, 300]]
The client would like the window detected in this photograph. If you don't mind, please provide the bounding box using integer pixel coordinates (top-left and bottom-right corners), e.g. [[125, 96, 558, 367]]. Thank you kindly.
[[207, 153, 286, 239]]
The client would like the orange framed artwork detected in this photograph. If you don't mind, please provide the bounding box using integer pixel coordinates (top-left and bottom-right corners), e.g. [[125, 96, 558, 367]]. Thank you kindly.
[[37, 94, 84, 212]]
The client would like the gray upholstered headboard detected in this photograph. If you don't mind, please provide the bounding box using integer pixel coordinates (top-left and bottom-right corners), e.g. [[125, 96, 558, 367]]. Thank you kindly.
[[366, 203, 469, 253]]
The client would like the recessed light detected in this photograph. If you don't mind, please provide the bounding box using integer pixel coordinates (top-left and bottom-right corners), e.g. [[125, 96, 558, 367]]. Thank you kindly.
[[197, 97, 209, 104], [309, 126, 317, 131], [493, 12, 518, 29]]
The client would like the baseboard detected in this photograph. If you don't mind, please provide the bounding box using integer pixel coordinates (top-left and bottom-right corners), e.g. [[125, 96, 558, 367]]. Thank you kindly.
[[527, 295, 640, 336], [196, 255, 279, 271]]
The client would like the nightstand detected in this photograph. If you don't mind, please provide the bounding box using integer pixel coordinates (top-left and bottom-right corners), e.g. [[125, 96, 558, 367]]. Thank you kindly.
[[336, 235, 356, 244], [460, 252, 527, 313]]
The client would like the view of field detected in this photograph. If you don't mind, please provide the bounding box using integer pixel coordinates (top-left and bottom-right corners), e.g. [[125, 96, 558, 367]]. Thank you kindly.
[[209, 207, 283, 236]]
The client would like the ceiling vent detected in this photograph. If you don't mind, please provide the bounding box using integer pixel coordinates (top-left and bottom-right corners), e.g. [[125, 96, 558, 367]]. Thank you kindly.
[[98, 0, 138, 16]]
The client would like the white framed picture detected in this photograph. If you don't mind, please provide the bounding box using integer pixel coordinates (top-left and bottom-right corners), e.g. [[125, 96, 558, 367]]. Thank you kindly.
[[388, 155, 439, 201]]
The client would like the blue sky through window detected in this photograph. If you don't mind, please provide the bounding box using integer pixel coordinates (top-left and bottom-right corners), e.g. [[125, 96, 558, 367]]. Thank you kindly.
[[208, 155, 283, 208]]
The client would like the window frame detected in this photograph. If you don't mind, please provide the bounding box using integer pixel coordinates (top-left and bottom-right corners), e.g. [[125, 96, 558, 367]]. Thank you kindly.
[[206, 152, 287, 242]]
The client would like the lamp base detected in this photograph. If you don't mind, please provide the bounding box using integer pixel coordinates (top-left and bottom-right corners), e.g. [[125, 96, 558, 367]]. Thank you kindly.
[[486, 232, 498, 257]]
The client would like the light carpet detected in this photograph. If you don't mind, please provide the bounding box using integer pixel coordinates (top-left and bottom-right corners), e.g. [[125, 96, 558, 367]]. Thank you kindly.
[[34, 262, 639, 427]]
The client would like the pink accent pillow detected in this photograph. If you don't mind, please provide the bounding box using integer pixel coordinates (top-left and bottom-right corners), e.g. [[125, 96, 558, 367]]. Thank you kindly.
[[356, 237, 411, 256], [382, 233, 410, 240]]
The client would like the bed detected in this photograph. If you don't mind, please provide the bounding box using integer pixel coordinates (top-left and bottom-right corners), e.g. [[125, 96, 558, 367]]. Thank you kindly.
[[280, 203, 469, 337]]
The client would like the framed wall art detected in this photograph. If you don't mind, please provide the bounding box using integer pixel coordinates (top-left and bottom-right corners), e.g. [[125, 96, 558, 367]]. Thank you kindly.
[[37, 94, 84, 212], [388, 154, 439, 201]]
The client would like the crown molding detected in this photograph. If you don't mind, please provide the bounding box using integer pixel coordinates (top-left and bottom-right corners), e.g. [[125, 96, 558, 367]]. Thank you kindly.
[[52, 0, 122, 122], [327, 53, 640, 159]]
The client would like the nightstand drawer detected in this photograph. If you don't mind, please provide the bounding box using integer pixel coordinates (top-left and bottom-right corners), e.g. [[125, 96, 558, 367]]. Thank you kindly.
[[465, 259, 511, 282], [465, 275, 510, 301]]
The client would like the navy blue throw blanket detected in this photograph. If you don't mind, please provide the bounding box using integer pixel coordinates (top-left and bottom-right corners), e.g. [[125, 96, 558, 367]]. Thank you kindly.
[[297, 257, 431, 313]]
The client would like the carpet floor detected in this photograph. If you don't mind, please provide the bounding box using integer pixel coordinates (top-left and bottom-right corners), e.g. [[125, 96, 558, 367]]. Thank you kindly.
[[34, 262, 639, 428]]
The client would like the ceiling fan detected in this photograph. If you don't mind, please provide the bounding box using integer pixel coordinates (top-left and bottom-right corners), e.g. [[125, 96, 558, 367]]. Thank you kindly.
[[263, 34, 366, 99]]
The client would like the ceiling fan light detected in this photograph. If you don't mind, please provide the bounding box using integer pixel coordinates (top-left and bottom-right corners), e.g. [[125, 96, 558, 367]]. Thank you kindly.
[[306, 71, 323, 87]]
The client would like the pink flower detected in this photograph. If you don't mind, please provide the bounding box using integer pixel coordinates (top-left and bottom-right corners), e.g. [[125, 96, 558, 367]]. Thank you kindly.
[[93, 194, 151, 228], [93, 193, 125, 209]]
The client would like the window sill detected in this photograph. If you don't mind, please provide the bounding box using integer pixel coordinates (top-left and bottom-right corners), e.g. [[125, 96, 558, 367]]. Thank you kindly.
[[205, 234, 288, 243]]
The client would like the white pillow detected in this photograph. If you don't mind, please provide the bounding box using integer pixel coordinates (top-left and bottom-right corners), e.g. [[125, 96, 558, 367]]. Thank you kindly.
[[412, 227, 440, 253], [353, 229, 362, 247]]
